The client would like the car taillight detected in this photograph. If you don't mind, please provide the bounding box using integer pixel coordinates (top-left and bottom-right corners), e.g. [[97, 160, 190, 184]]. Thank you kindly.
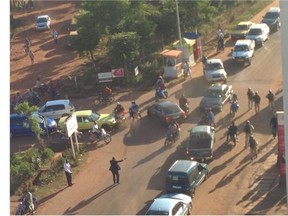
[[165, 116, 171, 122]]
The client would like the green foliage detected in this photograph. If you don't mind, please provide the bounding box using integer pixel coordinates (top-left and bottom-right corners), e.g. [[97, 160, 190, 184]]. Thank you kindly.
[[14, 102, 44, 144]]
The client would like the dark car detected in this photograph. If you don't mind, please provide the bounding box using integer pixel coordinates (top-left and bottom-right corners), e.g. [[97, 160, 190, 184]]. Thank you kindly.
[[199, 83, 233, 112], [10, 113, 57, 138], [147, 101, 187, 125], [166, 160, 209, 198], [186, 125, 215, 161], [261, 7, 280, 32]]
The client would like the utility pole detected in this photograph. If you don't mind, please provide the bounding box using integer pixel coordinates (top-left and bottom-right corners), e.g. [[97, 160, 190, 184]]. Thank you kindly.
[[176, 0, 182, 48]]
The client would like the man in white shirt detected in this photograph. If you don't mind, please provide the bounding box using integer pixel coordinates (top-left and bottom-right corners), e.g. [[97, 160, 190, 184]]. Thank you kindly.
[[64, 159, 73, 186]]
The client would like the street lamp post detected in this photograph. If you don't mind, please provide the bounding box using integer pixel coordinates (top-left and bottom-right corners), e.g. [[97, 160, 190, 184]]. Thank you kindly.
[[176, 0, 183, 48]]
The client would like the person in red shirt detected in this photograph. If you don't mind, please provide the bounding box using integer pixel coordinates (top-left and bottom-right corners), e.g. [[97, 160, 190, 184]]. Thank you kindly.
[[104, 85, 112, 98]]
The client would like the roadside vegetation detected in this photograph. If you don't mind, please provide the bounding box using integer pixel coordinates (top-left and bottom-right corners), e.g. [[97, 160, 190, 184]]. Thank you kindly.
[[10, 0, 272, 198]]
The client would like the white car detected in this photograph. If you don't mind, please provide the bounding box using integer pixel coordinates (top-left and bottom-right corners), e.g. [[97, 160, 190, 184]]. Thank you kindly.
[[145, 193, 192, 216], [36, 15, 51, 30], [204, 59, 227, 83], [245, 23, 270, 46], [38, 99, 75, 120], [231, 39, 255, 65]]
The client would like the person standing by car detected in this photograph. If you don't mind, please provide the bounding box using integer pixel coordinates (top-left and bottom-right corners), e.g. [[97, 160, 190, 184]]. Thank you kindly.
[[270, 114, 278, 139], [64, 159, 73, 187], [109, 157, 126, 184], [247, 88, 254, 110], [253, 91, 261, 113], [266, 89, 275, 112], [226, 121, 238, 145], [243, 120, 254, 149], [51, 29, 58, 45]]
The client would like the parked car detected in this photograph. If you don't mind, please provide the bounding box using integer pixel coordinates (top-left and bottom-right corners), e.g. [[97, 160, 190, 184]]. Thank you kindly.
[[58, 110, 117, 132], [35, 15, 51, 30], [203, 59, 227, 83], [231, 39, 255, 65], [10, 113, 57, 138], [145, 193, 192, 216], [245, 23, 270, 46], [231, 21, 254, 40], [261, 7, 280, 32], [147, 101, 187, 126], [186, 125, 215, 161], [199, 83, 233, 112], [166, 160, 209, 198], [38, 99, 75, 120]]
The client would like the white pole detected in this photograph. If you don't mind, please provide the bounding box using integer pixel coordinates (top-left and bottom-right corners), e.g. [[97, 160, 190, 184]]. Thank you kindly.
[[176, 0, 182, 48], [280, 0, 288, 211]]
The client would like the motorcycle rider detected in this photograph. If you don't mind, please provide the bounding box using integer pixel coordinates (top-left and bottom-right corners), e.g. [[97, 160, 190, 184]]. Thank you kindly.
[[92, 121, 102, 139], [226, 121, 238, 145], [179, 94, 188, 113], [20, 189, 35, 215], [230, 97, 239, 116], [167, 120, 180, 139], [129, 101, 142, 119], [114, 102, 125, 119], [156, 75, 165, 88], [103, 84, 112, 99]]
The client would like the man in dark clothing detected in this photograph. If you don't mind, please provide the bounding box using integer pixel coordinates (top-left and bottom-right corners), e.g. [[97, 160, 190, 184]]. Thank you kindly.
[[266, 90, 275, 112], [247, 88, 254, 110], [226, 121, 238, 145], [109, 157, 126, 184], [270, 114, 278, 138], [179, 94, 188, 111], [253, 91, 261, 113]]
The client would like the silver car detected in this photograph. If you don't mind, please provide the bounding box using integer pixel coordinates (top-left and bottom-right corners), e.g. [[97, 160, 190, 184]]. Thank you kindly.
[[145, 193, 192, 216], [199, 83, 233, 112], [36, 15, 51, 30], [204, 59, 227, 83]]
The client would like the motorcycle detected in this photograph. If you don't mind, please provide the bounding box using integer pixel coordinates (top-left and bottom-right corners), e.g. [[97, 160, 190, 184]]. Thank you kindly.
[[180, 103, 189, 115], [230, 101, 239, 117], [113, 110, 127, 124], [88, 128, 112, 144], [198, 114, 216, 127], [15, 196, 38, 215], [94, 93, 115, 105], [164, 129, 180, 146], [155, 88, 168, 101]]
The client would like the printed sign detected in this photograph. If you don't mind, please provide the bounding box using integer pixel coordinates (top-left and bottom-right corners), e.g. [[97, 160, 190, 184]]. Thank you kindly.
[[112, 68, 124, 78]]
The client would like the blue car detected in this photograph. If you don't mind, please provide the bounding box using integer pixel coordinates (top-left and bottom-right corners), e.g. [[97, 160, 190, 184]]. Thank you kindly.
[[10, 113, 57, 138]]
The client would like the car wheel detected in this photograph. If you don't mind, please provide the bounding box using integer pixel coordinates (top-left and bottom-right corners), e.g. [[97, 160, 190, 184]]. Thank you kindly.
[[188, 203, 193, 214]]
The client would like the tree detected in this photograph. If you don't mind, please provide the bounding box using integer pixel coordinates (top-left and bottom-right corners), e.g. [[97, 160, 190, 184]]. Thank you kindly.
[[14, 102, 45, 146], [108, 32, 141, 79]]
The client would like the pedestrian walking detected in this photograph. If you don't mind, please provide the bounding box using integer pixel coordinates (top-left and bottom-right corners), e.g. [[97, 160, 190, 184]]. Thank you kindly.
[[109, 157, 126, 184], [266, 89, 275, 112], [248, 135, 258, 160], [243, 120, 254, 148], [51, 29, 58, 44], [247, 87, 254, 110], [24, 37, 31, 55], [253, 91, 261, 113], [28, 50, 34, 65], [270, 114, 278, 139], [182, 60, 192, 78], [64, 159, 73, 186]]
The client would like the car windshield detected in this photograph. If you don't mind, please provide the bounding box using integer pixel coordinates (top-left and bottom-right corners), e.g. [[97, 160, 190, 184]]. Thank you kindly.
[[37, 18, 47, 23], [167, 173, 189, 185], [90, 112, 100, 121], [206, 62, 223, 71], [264, 12, 278, 19], [235, 24, 248, 30], [248, 28, 262, 35], [234, 45, 249, 51], [163, 105, 181, 115], [204, 89, 222, 98], [146, 210, 169, 215], [189, 133, 212, 149]]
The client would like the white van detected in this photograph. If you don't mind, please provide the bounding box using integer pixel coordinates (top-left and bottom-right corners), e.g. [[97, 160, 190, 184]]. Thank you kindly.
[[39, 99, 75, 120], [245, 23, 270, 46]]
